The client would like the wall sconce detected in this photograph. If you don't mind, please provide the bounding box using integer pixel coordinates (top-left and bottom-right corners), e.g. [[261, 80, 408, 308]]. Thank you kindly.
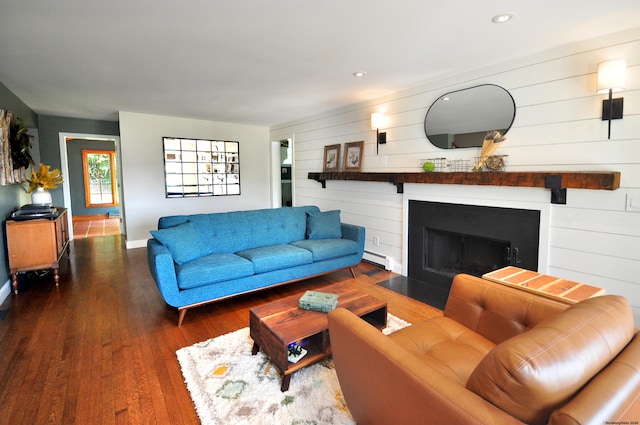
[[371, 112, 386, 155], [597, 59, 626, 139]]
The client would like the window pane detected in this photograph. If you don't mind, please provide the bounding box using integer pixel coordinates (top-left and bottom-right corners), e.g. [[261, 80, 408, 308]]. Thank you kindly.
[[162, 137, 241, 198], [84, 150, 118, 208]]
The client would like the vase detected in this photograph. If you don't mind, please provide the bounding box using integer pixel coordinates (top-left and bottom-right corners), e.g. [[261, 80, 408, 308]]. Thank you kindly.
[[31, 187, 52, 205]]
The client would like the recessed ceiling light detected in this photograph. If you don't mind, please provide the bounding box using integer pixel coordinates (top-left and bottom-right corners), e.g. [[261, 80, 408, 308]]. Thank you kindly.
[[353, 71, 367, 77], [491, 13, 514, 24]]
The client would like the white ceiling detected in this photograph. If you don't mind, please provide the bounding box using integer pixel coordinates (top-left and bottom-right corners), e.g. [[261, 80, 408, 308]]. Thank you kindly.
[[0, 1, 638, 126]]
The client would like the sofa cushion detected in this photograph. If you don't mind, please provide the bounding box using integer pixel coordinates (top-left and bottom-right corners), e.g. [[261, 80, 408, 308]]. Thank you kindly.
[[466, 295, 635, 425], [175, 253, 254, 290], [186, 206, 315, 254], [150, 221, 212, 265], [388, 316, 496, 385], [290, 239, 358, 262], [236, 244, 313, 274], [306, 210, 342, 240]]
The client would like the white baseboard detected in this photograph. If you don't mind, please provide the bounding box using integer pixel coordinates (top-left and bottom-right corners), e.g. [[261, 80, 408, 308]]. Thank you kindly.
[[0, 279, 10, 306], [363, 250, 403, 274], [364, 250, 387, 268], [126, 239, 147, 249]]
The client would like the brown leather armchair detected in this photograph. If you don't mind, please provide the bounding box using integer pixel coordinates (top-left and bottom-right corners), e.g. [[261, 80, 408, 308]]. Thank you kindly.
[[328, 274, 640, 425]]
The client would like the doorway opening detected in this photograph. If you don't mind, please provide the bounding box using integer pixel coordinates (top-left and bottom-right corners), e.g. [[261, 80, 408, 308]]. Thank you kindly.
[[271, 137, 293, 207], [59, 132, 123, 239]]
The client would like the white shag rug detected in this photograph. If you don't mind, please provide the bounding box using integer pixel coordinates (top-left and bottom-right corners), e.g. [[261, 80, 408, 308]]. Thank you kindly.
[[177, 313, 410, 425]]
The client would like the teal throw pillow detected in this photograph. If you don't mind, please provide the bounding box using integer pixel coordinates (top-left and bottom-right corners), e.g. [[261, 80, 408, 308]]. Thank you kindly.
[[306, 210, 342, 240], [150, 221, 212, 265]]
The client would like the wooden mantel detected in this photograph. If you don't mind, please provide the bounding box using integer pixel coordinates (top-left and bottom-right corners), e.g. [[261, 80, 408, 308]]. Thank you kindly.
[[307, 171, 621, 204]]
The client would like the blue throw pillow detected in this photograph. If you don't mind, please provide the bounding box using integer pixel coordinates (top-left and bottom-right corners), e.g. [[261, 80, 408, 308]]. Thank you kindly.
[[306, 210, 342, 240], [150, 221, 212, 265]]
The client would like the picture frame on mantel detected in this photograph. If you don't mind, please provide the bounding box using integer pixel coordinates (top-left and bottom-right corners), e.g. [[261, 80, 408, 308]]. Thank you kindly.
[[323, 144, 341, 172], [343, 141, 364, 172]]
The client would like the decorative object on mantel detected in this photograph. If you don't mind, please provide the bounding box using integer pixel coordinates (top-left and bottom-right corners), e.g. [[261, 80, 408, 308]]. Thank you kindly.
[[323, 144, 341, 172], [421, 158, 471, 172], [484, 155, 508, 171], [343, 141, 364, 172], [26, 163, 64, 205], [421, 158, 446, 172], [473, 130, 507, 171], [447, 159, 471, 172], [0, 110, 34, 186], [475, 154, 509, 172]]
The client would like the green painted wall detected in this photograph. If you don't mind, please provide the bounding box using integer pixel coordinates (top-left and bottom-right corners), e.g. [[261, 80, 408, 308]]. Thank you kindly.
[[0, 82, 38, 287], [37, 115, 119, 207]]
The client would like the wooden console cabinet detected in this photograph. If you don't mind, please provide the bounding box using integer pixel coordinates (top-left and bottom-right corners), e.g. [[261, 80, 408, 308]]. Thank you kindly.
[[6, 208, 70, 294]]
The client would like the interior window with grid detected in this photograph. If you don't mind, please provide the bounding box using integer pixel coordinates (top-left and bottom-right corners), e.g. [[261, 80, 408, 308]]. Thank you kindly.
[[162, 137, 240, 198]]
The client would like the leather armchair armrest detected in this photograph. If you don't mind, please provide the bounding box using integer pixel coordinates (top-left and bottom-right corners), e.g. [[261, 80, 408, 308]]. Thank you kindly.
[[328, 308, 525, 425]]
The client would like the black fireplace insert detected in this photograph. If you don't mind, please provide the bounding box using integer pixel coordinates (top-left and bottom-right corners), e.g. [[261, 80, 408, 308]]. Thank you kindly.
[[408, 200, 540, 294]]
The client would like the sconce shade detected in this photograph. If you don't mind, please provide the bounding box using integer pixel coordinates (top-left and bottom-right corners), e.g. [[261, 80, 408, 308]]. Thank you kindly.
[[371, 112, 385, 130], [597, 60, 626, 93]]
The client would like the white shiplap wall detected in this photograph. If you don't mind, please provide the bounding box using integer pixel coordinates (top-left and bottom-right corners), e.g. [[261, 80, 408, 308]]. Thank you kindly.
[[270, 28, 640, 323]]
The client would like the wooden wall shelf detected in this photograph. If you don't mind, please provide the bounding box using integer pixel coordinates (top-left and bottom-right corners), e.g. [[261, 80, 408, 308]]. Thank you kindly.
[[307, 171, 621, 204]]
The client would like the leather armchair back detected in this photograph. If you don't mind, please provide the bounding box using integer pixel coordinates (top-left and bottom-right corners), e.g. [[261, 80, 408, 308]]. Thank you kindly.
[[444, 274, 568, 344]]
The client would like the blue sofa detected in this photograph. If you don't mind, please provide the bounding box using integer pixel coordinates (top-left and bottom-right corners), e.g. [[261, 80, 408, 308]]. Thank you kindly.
[[147, 206, 365, 325]]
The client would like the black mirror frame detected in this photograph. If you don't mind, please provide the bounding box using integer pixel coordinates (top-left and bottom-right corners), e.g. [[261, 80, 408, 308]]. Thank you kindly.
[[424, 84, 516, 149]]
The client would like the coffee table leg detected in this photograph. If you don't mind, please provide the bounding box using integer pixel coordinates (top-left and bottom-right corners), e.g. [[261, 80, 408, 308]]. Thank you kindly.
[[281, 374, 291, 392], [251, 342, 259, 355]]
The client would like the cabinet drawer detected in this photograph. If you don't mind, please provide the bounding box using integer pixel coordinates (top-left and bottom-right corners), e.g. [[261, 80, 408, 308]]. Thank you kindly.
[[6, 220, 57, 269]]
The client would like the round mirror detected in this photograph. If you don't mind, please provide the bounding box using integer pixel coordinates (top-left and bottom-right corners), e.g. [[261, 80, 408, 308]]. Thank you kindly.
[[424, 84, 516, 149]]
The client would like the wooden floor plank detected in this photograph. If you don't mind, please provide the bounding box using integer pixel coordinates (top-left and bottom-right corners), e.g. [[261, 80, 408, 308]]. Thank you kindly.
[[0, 235, 441, 424]]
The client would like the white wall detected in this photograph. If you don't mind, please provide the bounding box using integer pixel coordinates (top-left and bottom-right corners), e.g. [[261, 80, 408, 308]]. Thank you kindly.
[[271, 28, 640, 322], [119, 111, 270, 246]]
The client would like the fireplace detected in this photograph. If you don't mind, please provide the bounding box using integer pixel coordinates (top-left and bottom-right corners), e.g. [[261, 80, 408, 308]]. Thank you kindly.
[[408, 200, 540, 294]]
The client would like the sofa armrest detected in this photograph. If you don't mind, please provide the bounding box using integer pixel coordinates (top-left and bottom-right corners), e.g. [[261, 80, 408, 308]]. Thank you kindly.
[[340, 223, 365, 252], [147, 238, 180, 307], [328, 308, 525, 425], [444, 274, 569, 345]]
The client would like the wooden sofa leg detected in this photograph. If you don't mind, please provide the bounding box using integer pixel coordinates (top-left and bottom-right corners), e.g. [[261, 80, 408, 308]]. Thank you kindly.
[[349, 267, 357, 278], [178, 309, 188, 327]]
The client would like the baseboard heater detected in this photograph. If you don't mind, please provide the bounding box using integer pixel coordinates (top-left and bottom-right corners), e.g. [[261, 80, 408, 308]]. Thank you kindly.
[[363, 250, 390, 270]]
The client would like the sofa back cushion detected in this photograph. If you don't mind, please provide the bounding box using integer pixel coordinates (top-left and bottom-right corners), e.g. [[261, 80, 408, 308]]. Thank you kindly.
[[150, 221, 212, 264], [158, 206, 319, 254], [466, 295, 635, 425], [306, 210, 342, 239]]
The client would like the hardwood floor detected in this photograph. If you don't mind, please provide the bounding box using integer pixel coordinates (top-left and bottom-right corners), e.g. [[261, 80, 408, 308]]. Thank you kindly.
[[0, 235, 442, 424]]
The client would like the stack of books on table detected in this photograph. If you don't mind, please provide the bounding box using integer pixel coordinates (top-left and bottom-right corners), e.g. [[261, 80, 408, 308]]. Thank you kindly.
[[298, 290, 338, 313]]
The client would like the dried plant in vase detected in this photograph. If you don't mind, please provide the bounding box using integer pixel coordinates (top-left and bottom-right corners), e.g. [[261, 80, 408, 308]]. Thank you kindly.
[[26, 163, 64, 204], [473, 130, 507, 171], [26, 163, 64, 192]]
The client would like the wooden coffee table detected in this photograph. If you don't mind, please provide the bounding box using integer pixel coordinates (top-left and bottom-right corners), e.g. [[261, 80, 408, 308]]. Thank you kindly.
[[249, 281, 387, 391]]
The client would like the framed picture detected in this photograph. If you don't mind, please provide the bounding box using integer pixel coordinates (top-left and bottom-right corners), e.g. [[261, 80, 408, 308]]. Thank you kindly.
[[343, 141, 364, 172], [323, 144, 341, 172]]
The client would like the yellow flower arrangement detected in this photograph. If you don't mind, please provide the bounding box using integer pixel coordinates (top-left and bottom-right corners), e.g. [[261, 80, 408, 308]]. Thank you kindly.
[[26, 163, 64, 193]]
